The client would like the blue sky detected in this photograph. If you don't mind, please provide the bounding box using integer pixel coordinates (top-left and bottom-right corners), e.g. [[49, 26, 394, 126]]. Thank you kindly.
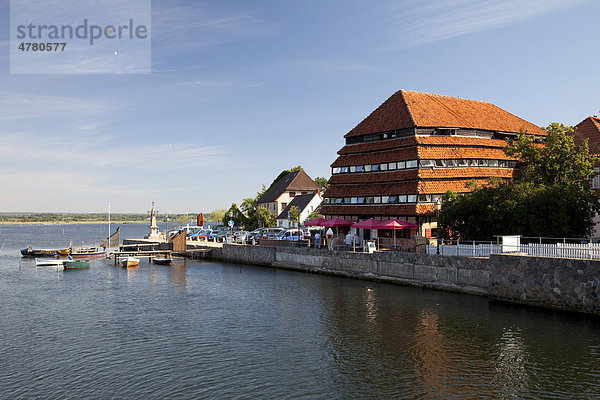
[[0, 0, 599, 213]]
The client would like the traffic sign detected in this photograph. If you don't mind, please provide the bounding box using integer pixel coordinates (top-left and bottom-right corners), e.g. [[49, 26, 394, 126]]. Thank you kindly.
[[228, 220, 234, 227]]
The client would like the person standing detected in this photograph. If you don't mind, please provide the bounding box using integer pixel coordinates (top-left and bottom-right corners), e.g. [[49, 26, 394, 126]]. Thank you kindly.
[[314, 232, 321, 249]]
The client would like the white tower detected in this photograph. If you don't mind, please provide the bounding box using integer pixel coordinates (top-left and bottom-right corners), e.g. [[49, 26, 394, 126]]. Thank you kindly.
[[146, 201, 161, 239]]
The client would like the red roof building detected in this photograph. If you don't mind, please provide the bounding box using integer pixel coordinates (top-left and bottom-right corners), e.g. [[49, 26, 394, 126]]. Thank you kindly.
[[322, 89, 546, 238], [575, 116, 600, 155]]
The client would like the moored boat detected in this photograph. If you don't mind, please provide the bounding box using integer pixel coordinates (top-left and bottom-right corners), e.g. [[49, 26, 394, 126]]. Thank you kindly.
[[70, 247, 105, 258], [64, 260, 91, 270], [121, 257, 140, 268], [21, 246, 70, 257], [152, 257, 172, 265], [35, 258, 65, 267]]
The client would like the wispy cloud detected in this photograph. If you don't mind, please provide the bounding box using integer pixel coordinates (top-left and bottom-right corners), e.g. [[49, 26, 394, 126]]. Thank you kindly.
[[0, 94, 109, 122], [383, 0, 591, 49], [0, 132, 231, 172], [152, 2, 282, 51]]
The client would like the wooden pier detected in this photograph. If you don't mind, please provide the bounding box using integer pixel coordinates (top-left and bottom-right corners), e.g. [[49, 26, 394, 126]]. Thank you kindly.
[[112, 246, 213, 265]]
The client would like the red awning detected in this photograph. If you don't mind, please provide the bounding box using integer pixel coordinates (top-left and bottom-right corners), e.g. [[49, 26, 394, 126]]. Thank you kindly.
[[305, 218, 326, 226], [377, 219, 418, 230], [351, 218, 383, 229], [321, 218, 354, 228]]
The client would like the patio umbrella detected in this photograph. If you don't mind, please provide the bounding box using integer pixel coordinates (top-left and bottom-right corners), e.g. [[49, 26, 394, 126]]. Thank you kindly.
[[305, 217, 326, 226], [377, 219, 418, 248], [351, 219, 383, 250], [322, 218, 354, 244], [351, 218, 383, 229], [321, 218, 354, 228]]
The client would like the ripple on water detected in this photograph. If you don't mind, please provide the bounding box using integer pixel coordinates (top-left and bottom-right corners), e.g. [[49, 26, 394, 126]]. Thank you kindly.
[[0, 245, 600, 399]]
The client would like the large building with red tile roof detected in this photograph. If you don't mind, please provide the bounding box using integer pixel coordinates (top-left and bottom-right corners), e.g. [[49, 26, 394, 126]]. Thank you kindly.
[[321, 89, 546, 238]]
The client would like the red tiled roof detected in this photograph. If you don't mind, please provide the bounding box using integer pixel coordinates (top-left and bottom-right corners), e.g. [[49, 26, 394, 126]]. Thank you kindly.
[[418, 168, 515, 179], [321, 204, 418, 216], [345, 90, 545, 138], [338, 137, 418, 155], [575, 117, 600, 155], [417, 146, 514, 160], [328, 170, 418, 184], [416, 204, 435, 214], [331, 147, 418, 167], [417, 179, 492, 194], [415, 136, 509, 147], [324, 182, 417, 197]]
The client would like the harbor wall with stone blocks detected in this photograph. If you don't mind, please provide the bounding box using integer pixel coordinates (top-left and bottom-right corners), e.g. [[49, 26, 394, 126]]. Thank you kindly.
[[489, 254, 600, 314], [209, 244, 600, 315]]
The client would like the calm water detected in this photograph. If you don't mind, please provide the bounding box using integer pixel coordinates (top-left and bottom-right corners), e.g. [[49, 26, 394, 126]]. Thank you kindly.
[[1, 224, 599, 399]]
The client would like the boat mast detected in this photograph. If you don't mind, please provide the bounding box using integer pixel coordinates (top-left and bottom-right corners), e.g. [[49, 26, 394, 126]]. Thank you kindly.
[[108, 201, 111, 256]]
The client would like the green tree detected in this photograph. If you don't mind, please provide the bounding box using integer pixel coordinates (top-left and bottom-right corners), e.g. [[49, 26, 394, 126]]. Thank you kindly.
[[176, 214, 196, 224], [256, 206, 275, 228], [315, 176, 329, 191], [504, 123, 596, 190], [288, 206, 300, 227], [208, 208, 226, 224], [222, 204, 248, 228], [307, 208, 324, 221], [439, 124, 600, 240]]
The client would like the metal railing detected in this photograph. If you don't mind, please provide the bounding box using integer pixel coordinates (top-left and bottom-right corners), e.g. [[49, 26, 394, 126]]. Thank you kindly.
[[426, 237, 600, 260]]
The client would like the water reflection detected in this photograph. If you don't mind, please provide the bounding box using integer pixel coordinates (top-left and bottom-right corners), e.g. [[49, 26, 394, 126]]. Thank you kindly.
[[494, 327, 529, 399], [364, 287, 377, 321], [2, 236, 600, 399], [412, 309, 455, 398], [168, 263, 187, 292]]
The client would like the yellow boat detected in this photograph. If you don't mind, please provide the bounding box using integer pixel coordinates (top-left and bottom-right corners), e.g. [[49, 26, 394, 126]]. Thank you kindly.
[[120, 257, 140, 268]]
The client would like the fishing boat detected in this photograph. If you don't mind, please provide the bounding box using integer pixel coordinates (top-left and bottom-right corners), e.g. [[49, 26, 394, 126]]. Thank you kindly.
[[121, 257, 140, 268], [21, 246, 70, 257], [152, 256, 172, 265], [64, 260, 91, 270], [35, 258, 65, 267], [70, 247, 105, 259]]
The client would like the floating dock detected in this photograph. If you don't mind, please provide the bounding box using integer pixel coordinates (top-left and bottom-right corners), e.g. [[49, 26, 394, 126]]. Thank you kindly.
[[115, 238, 217, 264]]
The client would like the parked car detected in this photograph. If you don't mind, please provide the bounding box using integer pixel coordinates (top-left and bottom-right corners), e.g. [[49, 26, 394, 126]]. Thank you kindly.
[[234, 231, 250, 243], [302, 227, 322, 238], [274, 228, 304, 241], [189, 228, 211, 241], [208, 229, 228, 242], [248, 227, 284, 243], [247, 229, 261, 242]]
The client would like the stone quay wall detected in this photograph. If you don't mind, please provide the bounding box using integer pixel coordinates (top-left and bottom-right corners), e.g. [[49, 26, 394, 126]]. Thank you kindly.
[[211, 244, 490, 295], [489, 254, 600, 314], [207, 244, 600, 315]]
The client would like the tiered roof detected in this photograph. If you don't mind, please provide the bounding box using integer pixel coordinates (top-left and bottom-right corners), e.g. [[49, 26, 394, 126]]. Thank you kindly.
[[324, 89, 543, 219], [345, 90, 545, 138]]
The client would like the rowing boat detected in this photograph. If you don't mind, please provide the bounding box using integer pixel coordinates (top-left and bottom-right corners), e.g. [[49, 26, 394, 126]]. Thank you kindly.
[[35, 258, 65, 267], [121, 257, 139, 268], [64, 260, 91, 270]]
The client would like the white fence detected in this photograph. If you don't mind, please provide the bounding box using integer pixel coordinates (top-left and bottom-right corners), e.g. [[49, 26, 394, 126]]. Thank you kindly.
[[426, 242, 600, 260]]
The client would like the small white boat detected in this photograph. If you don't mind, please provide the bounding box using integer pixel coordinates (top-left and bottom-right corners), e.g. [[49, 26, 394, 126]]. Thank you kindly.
[[120, 257, 140, 268], [35, 258, 65, 267]]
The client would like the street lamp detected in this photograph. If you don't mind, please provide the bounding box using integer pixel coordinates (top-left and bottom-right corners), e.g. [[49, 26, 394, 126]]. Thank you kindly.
[[435, 198, 442, 255]]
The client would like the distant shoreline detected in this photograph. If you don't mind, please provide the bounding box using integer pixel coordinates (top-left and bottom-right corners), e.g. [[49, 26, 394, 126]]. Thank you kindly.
[[0, 221, 147, 225]]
